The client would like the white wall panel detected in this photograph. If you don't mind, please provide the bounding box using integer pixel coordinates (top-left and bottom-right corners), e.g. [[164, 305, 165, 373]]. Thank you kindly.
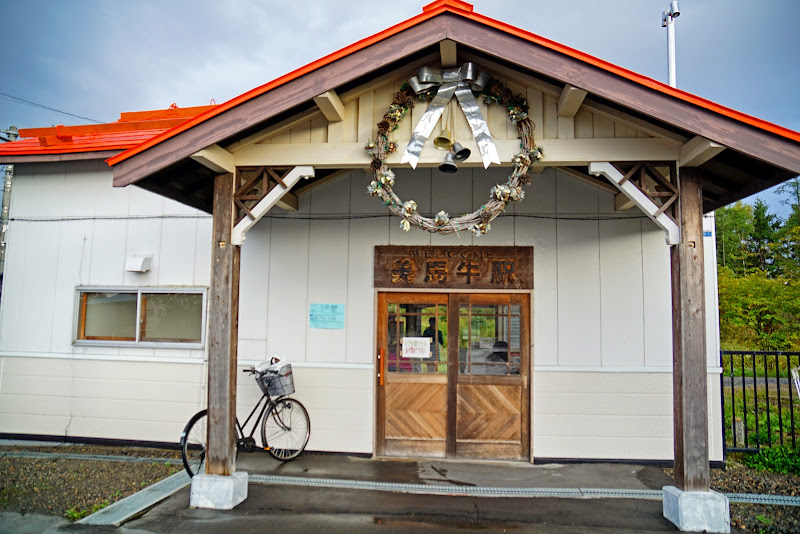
[[388, 168, 431, 246], [307, 220, 349, 364], [32, 162, 66, 217], [158, 218, 198, 285], [18, 222, 60, 352], [599, 218, 645, 366], [266, 218, 310, 361], [61, 160, 100, 217], [641, 221, 673, 367], [122, 219, 160, 286], [0, 357, 206, 442], [8, 163, 33, 217], [514, 169, 557, 366], [430, 168, 473, 246], [704, 214, 721, 367], [515, 218, 557, 366], [50, 220, 95, 352], [94, 172, 131, 218], [306, 177, 351, 363], [347, 172, 388, 364], [556, 169, 599, 214], [239, 221, 271, 361], [0, 221, 31, 350], [556, 220, 601, 366], [532, 371, 724, 461], [193, 219, 212, 286], [128, 182, 164, 216]]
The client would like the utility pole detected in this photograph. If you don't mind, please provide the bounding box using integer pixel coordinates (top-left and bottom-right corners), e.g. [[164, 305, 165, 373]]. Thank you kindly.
[[661, 1, 681, 88], [0, 125, 19, 301]]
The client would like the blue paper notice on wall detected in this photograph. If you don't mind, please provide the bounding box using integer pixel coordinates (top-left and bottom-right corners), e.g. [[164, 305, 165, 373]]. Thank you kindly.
[[309, 303, 345, 329], [704, 231, 712, 237]]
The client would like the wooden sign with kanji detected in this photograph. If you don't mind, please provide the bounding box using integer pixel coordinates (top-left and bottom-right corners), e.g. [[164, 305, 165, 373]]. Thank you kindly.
[[374, 246, 533, 290]]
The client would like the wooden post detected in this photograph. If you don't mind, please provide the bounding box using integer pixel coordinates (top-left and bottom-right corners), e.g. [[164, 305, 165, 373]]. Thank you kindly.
[[670, 167, 710, 491], [206, 172, 240, 476]]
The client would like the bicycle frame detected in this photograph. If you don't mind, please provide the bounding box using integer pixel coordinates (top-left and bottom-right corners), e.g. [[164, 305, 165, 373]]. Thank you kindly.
[[235, 390, 274, 449]]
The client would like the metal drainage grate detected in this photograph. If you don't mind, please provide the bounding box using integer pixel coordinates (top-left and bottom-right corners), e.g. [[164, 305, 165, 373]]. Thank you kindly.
[[248, 474, 800, 506]]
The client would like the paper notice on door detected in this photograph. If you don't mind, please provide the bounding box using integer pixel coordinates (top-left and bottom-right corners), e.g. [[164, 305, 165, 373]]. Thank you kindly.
[[401, 337, 431, 359]]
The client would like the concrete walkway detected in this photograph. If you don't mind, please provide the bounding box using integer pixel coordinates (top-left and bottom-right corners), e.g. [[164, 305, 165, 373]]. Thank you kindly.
[[99, 453, 731, 532], [8, 451, 787, 532]]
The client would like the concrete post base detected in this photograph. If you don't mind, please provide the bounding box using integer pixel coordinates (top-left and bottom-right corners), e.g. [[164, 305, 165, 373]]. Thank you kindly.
[[190, 471, 248, 510], [663, 485, 730, 533]]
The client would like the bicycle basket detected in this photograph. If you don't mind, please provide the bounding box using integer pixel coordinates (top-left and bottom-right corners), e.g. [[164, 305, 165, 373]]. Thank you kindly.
[[257, 362, 294, 396]]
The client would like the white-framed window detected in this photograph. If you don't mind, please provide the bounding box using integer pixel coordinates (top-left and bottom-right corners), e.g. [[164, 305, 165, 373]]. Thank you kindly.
[[75, 287, 207, 348]]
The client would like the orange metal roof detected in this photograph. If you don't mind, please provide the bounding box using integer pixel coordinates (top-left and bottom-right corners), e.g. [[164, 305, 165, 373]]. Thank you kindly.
[[0, 129, 170, 156], [106, 0, 800, 167], [0, 105, 216, 157]]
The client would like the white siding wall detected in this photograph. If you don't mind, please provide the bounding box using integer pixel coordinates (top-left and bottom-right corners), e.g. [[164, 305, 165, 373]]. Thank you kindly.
[[0, 162, 723, 460], [0, 161, 210, 441]]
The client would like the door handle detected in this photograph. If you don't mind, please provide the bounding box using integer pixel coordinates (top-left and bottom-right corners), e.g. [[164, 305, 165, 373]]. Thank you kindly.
[[378, 348, 385, 386], [524, 374, 528, 389]]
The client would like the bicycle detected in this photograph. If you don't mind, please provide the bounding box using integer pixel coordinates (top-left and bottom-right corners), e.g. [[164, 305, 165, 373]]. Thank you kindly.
[[180, 358, 311, 477]]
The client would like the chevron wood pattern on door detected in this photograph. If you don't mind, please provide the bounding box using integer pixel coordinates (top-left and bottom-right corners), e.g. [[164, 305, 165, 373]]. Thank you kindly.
[[385, 383, 447, 440], [457, 384, 521, 442]]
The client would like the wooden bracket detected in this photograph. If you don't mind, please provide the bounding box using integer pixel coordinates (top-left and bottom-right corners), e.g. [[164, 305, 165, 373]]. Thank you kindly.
[[313, 91, 345, 123], [589, 161, 680, 245], [191, 144, 235, 174], [231, 166, 314, 245], [440, 39, 458, 67]]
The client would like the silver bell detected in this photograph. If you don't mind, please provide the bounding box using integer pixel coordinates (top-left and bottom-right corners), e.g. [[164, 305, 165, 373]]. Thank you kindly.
[[452, 141, 471, 162], [439, 151, 458, 173]]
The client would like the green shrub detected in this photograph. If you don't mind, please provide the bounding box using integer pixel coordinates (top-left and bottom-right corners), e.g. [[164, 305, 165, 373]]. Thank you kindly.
[[743, 447, 800, 475]]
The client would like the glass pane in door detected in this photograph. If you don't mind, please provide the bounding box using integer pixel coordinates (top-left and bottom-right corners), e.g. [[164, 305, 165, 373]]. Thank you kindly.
[[458, 303, 522, 375], [387, 303, 447, 374]]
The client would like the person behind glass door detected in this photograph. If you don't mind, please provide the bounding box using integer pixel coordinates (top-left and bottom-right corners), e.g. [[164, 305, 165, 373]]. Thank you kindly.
[[423, 317, 445, 373]]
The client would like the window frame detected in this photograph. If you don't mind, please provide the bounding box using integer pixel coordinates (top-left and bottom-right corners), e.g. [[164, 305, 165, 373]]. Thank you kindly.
[[74, 287, 207, 349]]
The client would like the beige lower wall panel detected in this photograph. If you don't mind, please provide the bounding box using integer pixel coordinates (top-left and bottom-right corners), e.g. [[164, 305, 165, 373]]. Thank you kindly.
[[535, 436, 675, 460], [0, 357, 205, 443], [0, 413, 74, 436], [0, 394, 73, 417], [236, 365, 374, 453], [533, 371, 724, 461]]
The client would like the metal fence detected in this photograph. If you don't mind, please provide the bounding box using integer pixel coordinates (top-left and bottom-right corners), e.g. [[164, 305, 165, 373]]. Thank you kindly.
[[721, 351, 800, 453]]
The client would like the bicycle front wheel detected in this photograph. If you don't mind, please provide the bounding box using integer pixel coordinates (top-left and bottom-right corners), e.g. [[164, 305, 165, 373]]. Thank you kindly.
[[261, 398, 310, 461], [180, 409, 208, 477]]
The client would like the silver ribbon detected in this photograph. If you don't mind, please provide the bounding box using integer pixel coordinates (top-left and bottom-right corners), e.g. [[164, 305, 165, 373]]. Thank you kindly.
[[401, 62, 500, 169]]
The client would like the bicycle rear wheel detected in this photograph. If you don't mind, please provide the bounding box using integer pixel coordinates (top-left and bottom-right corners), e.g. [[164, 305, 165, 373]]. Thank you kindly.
[[261, 398, 310, 461], [180, 409, 208, 477]]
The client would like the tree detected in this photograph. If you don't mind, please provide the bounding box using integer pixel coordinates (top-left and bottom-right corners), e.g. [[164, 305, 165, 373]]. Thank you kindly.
[[775, 177, 800, 278], [715, 201, 753, 276], [748, 198, 779, 274]]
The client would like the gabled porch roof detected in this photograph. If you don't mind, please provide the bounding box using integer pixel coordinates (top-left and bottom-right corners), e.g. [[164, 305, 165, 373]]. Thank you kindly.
[[17, 1, 800, 214]]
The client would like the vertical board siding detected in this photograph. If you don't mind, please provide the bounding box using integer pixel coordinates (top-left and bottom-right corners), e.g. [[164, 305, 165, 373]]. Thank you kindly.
[[265, 217, 310, 361], [121, 219, 159, 287], [599, 218, 645, 366], [306, 178, 350, 364], [0, 163, 211, 358], [239, 221, 271, 361], [641, 222, 673, 367]]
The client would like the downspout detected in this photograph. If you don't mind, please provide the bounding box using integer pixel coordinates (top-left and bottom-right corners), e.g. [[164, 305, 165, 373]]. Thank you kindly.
[[0, 125, 18, 301]]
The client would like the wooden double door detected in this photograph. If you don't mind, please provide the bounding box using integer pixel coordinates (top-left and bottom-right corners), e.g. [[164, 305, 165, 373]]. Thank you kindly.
[[377, 293, 530, 460]]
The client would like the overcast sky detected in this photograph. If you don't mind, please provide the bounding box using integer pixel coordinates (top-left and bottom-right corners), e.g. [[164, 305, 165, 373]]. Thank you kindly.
[[1, 0, 797, 215]]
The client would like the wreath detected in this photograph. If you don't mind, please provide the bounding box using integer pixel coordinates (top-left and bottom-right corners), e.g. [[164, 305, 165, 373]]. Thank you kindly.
[[365, 78, 543, 236]]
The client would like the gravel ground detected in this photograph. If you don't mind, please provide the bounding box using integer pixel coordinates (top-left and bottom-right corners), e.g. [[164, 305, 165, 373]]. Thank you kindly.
[[0, 444, 181, 520], [663, 461, 800, 533], [1, 443, 799, 532]]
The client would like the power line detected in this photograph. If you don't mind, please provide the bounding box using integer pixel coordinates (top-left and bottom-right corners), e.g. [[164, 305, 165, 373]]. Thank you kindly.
[[0, 91, 103, 124]]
